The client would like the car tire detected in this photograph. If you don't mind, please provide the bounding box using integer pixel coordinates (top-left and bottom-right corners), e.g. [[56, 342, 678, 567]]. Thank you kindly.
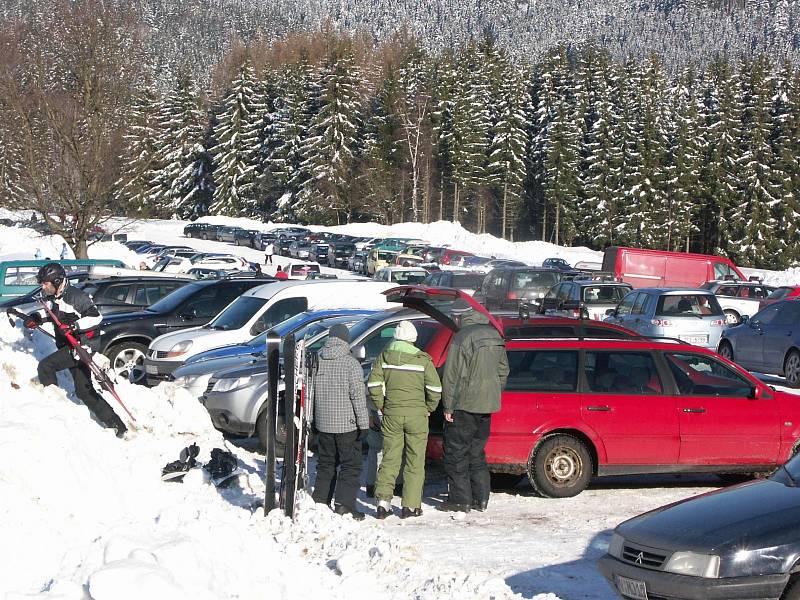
[[201, 233, 208, 240], [724, 309, 741, 325], [718, 340, 734, 362], [528, 434, 593, 498], [256, 408, 287, 452], [785, 351, 800, 388], [107, 341, 149, 385], [489, 472, 525, 490]]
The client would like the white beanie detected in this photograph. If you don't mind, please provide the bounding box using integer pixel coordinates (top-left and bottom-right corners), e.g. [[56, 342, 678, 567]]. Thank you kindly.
[[394, 320, 418, 343]]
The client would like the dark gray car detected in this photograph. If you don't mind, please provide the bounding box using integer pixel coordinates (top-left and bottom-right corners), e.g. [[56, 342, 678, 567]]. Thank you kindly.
[[475, 266, 562, 310], [718, 299, 800, 387], [599, 453, 800, 600]]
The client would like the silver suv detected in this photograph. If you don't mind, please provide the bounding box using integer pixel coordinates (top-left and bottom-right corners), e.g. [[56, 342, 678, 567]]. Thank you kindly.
[[604, 288, 726, 349]]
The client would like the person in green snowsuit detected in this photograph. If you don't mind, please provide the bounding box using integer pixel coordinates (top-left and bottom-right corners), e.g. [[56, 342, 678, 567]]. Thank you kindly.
[[367, 320, 442, 519]]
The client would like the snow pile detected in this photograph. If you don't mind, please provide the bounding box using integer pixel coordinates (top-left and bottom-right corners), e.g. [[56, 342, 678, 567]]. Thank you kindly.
[[0, 316, 538, 600]]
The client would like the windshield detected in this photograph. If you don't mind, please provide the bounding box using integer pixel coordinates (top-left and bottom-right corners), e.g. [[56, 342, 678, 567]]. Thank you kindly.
[[582, 285, 630, 305], [774, 453, 800, 486], [147, 282, 206, 313], [451, 274, 485, 290], [512, 271, 559, 290], [335, 245, 355, 256], [246, 312, 320, 346], [208, 296, 267, 330], [769, 288, 794, 301], [378, 251, 397, 261], [656, 294, 723, 317]]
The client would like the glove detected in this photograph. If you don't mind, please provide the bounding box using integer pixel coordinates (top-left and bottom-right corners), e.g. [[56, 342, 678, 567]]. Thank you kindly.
[[59, 322, 78, 334], [356, 429, 369, 442], [24, 313, 42, 329]]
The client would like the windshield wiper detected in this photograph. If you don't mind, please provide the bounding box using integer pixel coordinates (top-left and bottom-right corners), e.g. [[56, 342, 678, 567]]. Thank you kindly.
[[780, 464, 797, 487]]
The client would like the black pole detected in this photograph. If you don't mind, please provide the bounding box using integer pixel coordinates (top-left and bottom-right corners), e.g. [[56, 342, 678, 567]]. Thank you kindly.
[[264, 330, 281, 515], [280, 332, 296, 515]]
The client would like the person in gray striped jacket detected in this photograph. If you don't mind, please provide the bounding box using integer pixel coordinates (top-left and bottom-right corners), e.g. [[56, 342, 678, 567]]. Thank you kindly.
[[310, 324, 369, 520]]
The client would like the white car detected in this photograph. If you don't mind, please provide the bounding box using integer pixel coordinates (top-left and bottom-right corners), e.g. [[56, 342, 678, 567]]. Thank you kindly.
[[700, 280, 776, 324], [143, 279, 395, 381], [191, 254, 250, 271], [373, 266, 429, 284]]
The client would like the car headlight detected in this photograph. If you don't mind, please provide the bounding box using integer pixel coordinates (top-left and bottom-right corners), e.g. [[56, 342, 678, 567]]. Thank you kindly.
[[212, 376, 253, 393], [608, 533, 625, 559], [663, 551, 720, 578], [722, 546, 789, 578], [166, 340, 193, 358], [172, 376, 187, 387]]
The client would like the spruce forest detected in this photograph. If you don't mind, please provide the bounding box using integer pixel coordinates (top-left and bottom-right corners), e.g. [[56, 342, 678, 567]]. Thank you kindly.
[[0, 0, 799, 267]]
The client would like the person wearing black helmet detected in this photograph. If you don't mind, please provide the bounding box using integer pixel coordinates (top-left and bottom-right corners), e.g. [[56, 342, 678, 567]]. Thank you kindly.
[[23, 262, 127, 437]]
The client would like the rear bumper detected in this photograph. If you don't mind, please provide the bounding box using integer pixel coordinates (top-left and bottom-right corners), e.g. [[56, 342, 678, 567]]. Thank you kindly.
[[597, 554, 788, 600]]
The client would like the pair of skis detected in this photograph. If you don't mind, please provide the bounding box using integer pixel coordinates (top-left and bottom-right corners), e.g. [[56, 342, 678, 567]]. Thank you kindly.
[[6, 301, 137, 431]]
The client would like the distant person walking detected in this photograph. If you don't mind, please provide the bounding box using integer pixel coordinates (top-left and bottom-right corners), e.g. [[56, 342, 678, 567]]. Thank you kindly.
[[59, 243, 69, 260], [439, 308, 508, 513], [264, 242, 274, 265], [367, 321, 441, 519], [310, 324, 369, 521]]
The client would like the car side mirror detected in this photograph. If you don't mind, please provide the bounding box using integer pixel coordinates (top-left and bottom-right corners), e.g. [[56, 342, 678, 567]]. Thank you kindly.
[[605, 308, 616, 317], [740, 315, 750, 324], [750, 386, 763, 400], [180, 308, 197, 321], [351, 344, 366, 361]]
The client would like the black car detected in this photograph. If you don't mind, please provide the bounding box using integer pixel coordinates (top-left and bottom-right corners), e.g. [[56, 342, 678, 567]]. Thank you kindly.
[[329, 242, 355, 268], [423, 271, 485, 294], [76, 277, 192, 315], [96, 278, 272, 384], [475, 266, 563, 310], [599, 454, 800, 600], [183, 223, 209, 238], [309, 243, 330, 264], [196, 224, 225, 240], [276, 237, 296, 256]]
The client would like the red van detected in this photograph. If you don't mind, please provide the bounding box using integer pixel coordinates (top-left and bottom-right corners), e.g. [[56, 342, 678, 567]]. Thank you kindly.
[[602, 246, 746, 288]]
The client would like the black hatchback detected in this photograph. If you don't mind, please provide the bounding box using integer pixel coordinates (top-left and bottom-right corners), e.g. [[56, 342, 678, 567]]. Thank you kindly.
[[475, 266, 563, 310], [599, 456, 800, 600]]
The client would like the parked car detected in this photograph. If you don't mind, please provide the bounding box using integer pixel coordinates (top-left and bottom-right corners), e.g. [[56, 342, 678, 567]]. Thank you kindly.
[[123, 240, 153, 251], [599, 455, 800, 600], [700, 280, 776, 324], [373, 266, 428, 284], [215, 226, 243, 243], [541, 257, 573, 271], [348, 250, 368, 273], [183, 223, 210, 238], [391, 285, 800, 497], [474, 266, 562, 310], [94, 278, 273, 384], [602, 246, 746, 288], [275, 238, 295, 256], [718, 299, 800, 387], [760, 285, 800, 309], [605, 288, 726, 349], [75, 277, 191, 315], [191, 254, 250, 271], [423, 270, 486, 295], [393, 253, 426, 268], [288, 240, 312, 260], [472, 258, 527, 274], [366, 248, 398, 276], [286, 263, 321, 279], [0, 259, 126, 300], [309, 243, 329, 264], [233, 229, 260, 247], [427, 247, 474, 266], [197, 224, 226, 241], [328, 242, 356, 268], [172, 309, 378, 400], [538, 278, 632, 321], [143, 280, 394, 384]]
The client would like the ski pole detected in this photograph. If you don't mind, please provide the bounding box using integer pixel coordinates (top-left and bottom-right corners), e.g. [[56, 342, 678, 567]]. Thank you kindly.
[[38, 299, 138, 426], [6, 307, 56, 340]]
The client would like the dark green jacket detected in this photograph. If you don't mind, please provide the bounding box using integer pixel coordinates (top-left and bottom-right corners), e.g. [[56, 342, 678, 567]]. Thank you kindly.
[[367, 340, 442, 416], [442, 310, 509, 414]]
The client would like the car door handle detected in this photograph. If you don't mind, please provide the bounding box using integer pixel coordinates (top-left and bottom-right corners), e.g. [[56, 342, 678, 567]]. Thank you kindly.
[[683, 407, 706, 413], [587, 405, 612, 412]]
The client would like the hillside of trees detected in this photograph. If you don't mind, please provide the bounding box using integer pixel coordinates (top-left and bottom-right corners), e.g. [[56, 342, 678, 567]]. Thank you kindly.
[[0, 0, 798, 266]]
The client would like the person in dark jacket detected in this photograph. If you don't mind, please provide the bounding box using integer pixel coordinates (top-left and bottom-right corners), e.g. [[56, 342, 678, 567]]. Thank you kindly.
[[310, 324, 369, 520], [24, 262, 127, 437], [439, 308, 508, 512]]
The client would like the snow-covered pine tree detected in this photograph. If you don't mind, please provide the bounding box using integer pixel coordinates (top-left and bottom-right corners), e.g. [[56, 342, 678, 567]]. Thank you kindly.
[[296, 50, 364, 225], [0, 108, 25, 208], [114, 87, 160, 215], [431, 53, 458, 221], [146, 74, 211, 218], [210, 62, 263, 216]]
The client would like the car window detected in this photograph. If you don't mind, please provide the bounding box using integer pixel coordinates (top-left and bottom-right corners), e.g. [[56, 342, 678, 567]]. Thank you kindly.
[[631, 293, 650, 315], [209, 296, 268, 330], [666, 353, 752, 398], [361, 323, 400, 363], [544, 284, 560, 301], [750, 286, 771, 299], [135, 285, 159, 305], [504, 325, 576, 338], [768, 288, 792, 301], [511, 271, 560, 290], [752, 303, 782, 325], [718, 286, 738, 297], [153, 283, 182, 304], [773, 302, 800, 327], [583, 326, 633, 339], [506, 350, 578, 392], [656, 294, 723, 316], [250, 297, 308, 336], [713, 262, 739, 280], [585, 351, 663, 394], [100, 284, 131, 303], [179, 286, 232, 319], [615, 292, 637, 316], [450, 274, 484, 290], [3, 267, 39, 286], [556, 284, 572, 301]]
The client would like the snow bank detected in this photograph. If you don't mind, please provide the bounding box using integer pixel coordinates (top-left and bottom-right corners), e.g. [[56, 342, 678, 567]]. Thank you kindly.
[[0, 316, 535, 600]]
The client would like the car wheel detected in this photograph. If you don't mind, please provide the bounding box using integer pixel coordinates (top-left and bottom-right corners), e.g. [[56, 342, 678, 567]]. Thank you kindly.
[[718, 340, 734, 362], [785, 351, 800, 388], [201, 233, 208, 240], [528, 434, 593, 498], [256, 408, 287, 452], [107, 342, 148, 385], [490, 472, 525, 490], [724, 309, 741, 325]]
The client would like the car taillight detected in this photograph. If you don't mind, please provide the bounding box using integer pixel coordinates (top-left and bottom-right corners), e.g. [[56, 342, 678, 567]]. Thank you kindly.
[[651, 319, 673, 327], [442, 257, 450, 265], [571, 309, 580, 318], [710, 319, 725, 327], [507, 291, 518, 300]]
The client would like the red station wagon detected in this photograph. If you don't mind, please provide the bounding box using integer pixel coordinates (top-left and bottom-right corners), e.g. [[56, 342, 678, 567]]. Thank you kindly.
[[385, 286, 800, 498]]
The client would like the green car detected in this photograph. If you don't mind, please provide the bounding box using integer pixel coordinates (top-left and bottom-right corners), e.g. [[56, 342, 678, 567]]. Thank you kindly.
[[0, 259, 126, 299]]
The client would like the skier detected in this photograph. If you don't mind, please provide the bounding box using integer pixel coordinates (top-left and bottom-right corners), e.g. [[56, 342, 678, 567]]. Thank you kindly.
[[59, 243, 69, 260], [264, 241, 274, 265], [23, 262, 127, 437]]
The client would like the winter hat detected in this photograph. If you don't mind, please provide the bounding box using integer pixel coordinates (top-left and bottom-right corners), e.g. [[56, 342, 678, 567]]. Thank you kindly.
[[394, 320, 418, 343], [329, 324, 350, 342]]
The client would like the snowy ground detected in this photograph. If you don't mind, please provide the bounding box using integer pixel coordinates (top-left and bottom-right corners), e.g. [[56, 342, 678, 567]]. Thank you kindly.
[[2, 212, 800, 599]]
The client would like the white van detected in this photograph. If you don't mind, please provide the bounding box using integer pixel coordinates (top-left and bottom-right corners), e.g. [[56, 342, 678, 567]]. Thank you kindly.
[[142, 279, 394, 381]]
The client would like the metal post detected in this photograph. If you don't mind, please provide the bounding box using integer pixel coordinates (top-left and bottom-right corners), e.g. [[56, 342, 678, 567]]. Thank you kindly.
[[264, 330, 281, 515]]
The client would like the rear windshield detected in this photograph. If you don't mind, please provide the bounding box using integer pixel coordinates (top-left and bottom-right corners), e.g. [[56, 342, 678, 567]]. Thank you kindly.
[[582, 285, 630, 305], [335, 245, 355, 256], [451, 274, 485, 290], [290, 264, 320, 275], [656, 294, 723, 317], [511, 271, 560, 290], [392, 271, 427, 284], [208, 296, 267, 330], [378, 251, 397, 261]]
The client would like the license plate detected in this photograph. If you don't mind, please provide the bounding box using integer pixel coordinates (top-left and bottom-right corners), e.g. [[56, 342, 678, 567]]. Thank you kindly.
[[616, 575, 648, 600], [679, 335, 708, 345], [145, 364, 158, 374]]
